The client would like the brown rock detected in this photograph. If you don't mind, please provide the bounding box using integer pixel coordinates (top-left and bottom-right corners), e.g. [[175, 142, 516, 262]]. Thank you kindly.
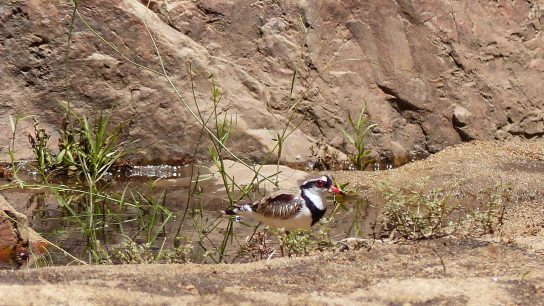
[[453, 105, 471, 128], [207, 160, 309, 193], [0, 196, 45, 269], [0, 198, 26, 269], [0, 211, 18, 253], [0, 1, 542, 165], [390, 141, 411, 167]]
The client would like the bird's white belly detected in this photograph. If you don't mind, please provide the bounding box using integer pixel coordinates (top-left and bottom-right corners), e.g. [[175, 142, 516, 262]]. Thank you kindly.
[[242, 207, 313, 231]]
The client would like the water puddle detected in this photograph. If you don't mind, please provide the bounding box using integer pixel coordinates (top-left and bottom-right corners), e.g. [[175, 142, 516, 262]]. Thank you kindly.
[[1, 151, 519, 267], [0, 163, 378, 267]]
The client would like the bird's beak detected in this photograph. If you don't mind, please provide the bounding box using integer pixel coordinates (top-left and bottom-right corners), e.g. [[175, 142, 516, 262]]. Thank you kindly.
[[328, 186, 345, 195]]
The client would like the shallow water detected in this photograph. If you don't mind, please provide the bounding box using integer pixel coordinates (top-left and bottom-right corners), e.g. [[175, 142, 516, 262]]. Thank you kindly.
[[1, 163, 376, 266]]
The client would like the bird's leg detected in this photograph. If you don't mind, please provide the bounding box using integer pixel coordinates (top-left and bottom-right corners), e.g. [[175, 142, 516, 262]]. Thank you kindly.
[[261, 231, 266, 260]]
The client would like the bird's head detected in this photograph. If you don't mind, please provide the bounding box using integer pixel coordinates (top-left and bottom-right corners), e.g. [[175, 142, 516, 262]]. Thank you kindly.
[[300, 175, 345, 195]]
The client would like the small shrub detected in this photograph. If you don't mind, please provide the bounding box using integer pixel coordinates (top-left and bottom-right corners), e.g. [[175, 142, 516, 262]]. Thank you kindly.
[[28, 109, 129, 181], [377, 185, 510, 240], [57, 110, 128, 180], [379, 187, 461, 239], [282, 231, 312, 256], [342, 104, 377, 170], [27, 118, 55, 174], [462, 185, 509, 236], [242, 231, 275, 261], [112, 239, 192, 264], [263, 217, 336, 257]]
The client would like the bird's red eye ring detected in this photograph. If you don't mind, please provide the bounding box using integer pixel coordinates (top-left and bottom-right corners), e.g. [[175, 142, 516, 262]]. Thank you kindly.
[[316, 180, 324, 187]]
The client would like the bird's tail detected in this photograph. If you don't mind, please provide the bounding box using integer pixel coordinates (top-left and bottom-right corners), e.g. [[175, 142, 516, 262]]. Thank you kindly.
[[222, 203, 251, 215], [223, 206, 239, 215]]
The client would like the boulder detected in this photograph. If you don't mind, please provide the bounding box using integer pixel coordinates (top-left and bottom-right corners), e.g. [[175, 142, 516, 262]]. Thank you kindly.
[[0, 0, 542, 165], [0, 195, 46, 269], [207, 160, 309, 194]]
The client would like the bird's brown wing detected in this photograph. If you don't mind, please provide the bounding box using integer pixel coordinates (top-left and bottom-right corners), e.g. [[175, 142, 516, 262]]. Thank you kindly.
[[251, 193, 303, 219]]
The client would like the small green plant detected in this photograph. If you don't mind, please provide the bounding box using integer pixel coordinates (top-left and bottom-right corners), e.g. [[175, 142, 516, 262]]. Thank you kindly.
[[281, 225, 336, 256], [28, 108, 129, 181], [27, 118, 55, 175], [57, 109, 128, 180], [462, 185, 509, 236], [282, 231, 312, 256], [313, 215, 336, 250], [314, 188, 373, 246], [122, 185, 173, 247], [379, 187, 461, 239], [342, 105, 377, 170], [8, 114, 35, 184], [264, 215, 337, 258], [237, 231, 275, 261], [112, 238, 192, 264], [377, 185, 510, 240], [22, 109, 132, 263]]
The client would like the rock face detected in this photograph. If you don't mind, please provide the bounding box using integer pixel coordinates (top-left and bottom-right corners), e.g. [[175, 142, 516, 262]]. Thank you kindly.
[[0, 0, 542, 164], [0, 195, 43, 269]]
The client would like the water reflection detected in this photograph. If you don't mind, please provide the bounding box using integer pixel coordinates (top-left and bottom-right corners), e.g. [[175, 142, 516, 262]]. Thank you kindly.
[[128, 165, 194, 178]]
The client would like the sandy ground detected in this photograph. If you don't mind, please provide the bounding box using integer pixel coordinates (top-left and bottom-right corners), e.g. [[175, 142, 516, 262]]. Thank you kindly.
[[0, 140, 543, 305]]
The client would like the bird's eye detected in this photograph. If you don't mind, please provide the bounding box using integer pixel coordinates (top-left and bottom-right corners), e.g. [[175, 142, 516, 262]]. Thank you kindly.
[[316, 180, 324, 187]]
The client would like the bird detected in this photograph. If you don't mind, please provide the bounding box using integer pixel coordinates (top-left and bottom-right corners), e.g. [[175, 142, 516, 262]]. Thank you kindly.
[[224, 175, 344, 231]]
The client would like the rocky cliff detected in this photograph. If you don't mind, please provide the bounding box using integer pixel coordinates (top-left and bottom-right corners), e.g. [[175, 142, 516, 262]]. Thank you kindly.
[[1, 0, 542, 164]]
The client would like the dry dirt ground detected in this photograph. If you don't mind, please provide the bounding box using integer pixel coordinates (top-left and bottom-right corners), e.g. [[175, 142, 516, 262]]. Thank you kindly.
[[0, 140, 543, 305]]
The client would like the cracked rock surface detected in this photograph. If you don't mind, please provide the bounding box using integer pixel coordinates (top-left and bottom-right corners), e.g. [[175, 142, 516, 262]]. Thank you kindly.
[[0, 0, 542, 164]]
